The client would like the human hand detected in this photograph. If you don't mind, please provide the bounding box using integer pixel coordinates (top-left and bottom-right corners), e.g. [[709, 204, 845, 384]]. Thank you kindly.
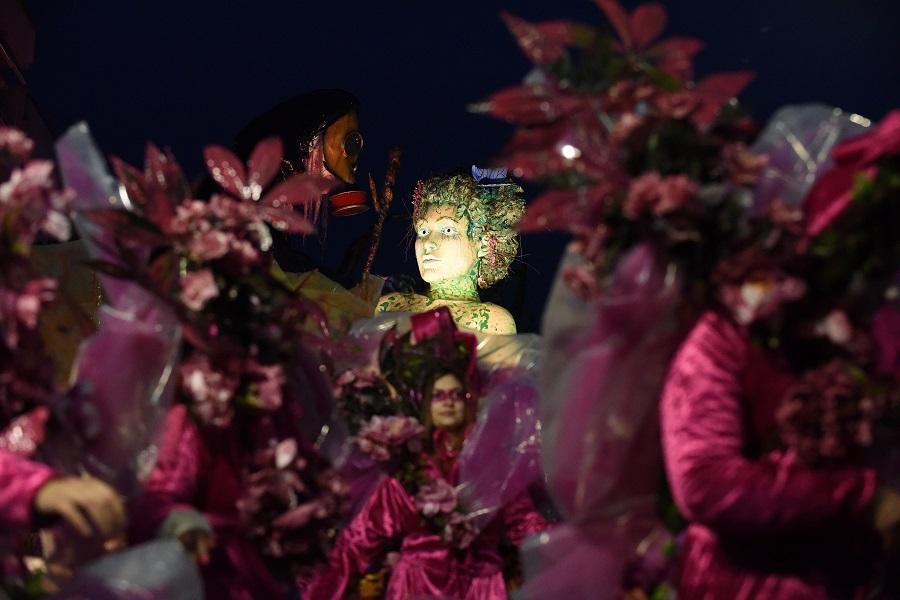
[[178, 528, 214, 566], [33, 476, 126, 541], [872, 486, 900, 546]]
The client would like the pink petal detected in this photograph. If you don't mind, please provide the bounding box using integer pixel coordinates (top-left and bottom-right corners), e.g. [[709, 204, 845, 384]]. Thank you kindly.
[[629, 3, 667, 50], [275, 438, 298, 469], [261, 173, 331, 209], [248, 137, 284, 193], [272, 502, 320, 529], [478, 85, 591, 125], [593, 0, 632, 48], [204, 145, 248, 199], [110, 156, 147, 209], [259, 206, 314, 234], [519, 186, 608, 232]]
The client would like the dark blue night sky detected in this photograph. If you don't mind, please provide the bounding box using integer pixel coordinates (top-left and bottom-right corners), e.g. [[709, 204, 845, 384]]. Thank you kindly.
[[23, 0, 900, 332]]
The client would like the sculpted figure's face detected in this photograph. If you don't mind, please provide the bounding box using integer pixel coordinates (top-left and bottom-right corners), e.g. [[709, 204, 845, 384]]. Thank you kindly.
[[429, 374, 467, 432], [322, 112, 362, 184], [415, 205, 476, 283]]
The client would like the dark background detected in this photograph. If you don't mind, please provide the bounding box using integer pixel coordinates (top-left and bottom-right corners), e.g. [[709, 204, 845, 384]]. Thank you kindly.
[[21, 0, 900, 332]]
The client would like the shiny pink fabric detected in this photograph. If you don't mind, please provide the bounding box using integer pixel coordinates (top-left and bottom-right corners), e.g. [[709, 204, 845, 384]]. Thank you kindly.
[[661, 311, 879, 599], [130, 405, 284, 600], [0, 450, 54, 530], [306, 454, 548, 599]]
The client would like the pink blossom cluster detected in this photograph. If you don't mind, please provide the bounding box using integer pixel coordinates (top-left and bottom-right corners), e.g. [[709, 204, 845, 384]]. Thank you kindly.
[[237, 438, 347, 560], [777, 361, 878, 465], [0, 150, 71, 246], [0, 127, 35, 160], [355, 415, 425, 462], [179, 351, 287, 428], [623, 173, 698, 220], [169, 194, 272, 269], [414, 477, 458, 517], [0, 129, 70, 424], [443, 511, 478, 550]]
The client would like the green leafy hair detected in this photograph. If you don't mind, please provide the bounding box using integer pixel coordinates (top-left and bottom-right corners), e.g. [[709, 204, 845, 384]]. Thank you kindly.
[[412, 173, 524, 288]]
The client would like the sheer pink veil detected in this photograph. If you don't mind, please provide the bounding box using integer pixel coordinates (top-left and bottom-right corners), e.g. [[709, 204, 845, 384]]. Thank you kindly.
[[517, 243, 683, 598]]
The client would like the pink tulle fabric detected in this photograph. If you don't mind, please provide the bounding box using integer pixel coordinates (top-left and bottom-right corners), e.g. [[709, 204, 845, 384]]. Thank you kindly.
[[305, 450, 548, 599], [130, 405, 284, 600], [661, 311, 879, 599], [0, 450, 54, 529]]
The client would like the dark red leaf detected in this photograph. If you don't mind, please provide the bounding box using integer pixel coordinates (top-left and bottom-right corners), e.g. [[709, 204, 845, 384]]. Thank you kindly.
[[649, 37, 704, 82], [148, 251, 179, 297], [204, 145, 248, 199], [262, 173, 331, 209], [110, 156, 147, 209], [248, 137, 284, 194], [629, 3, 667, 50], [593, 0, 632, 48], [691, 71, 755, 129], [478, 85, 592, 126], [144, 144, 188, 197], [500, 12, 572, 65], [519, 185, 611, 233]]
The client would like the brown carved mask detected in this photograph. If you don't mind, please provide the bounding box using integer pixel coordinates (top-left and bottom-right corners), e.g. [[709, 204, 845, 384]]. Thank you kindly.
[[322, 112, 363, 184]]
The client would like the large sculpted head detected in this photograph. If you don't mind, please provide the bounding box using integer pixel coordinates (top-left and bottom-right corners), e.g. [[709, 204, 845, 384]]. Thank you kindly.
[[412, 169, 524, 289]]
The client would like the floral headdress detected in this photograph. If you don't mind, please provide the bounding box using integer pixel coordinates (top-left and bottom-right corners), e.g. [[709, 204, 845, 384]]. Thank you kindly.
[[378, 307, 479, 411], [412, 167, 524, 288]]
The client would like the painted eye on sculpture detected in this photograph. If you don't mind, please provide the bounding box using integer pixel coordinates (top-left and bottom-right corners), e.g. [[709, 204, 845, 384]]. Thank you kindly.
[[417, 227, 429, 238], [441, 226, 458, 236]]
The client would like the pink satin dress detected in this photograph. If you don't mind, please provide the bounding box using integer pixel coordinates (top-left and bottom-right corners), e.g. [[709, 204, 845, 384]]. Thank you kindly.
[[661, 311, 879, 599], [130, 404, 286, 600], [0, 450, 54, 530], [305, 437, 549, 599]]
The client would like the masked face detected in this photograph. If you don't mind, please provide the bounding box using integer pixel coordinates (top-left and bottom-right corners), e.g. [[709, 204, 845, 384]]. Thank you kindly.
[[323, 112, 362, 184], [415, 205, 477, 284], [429, 374, 467, 432]]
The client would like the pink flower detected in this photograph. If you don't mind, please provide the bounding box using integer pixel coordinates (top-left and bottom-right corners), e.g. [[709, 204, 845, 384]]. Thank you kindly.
[[246, 361, 285, 411], [179, 353, 239, 427], [624, 172, 697, 219], [723, 142, 769, 185], [654, 91, 699, 120], [179, 269, 219, 311], [0, 279, 56, 348], [656, 175, 698, 215], [624, 172, 663, 219], [414, 478, 458, 517], [814, 310, 854, 346], [718, 275, 806, 325], [561, 263, 600, 298], [610, 112, 645, 144], [274, 438, 298, 469], [872, 305, 900, 382], [355, 415, 426, 462], [777, 361, 876, 465], [0, 127, 34, 161], [187, 229, 231, 261], [443, 511, 478, 549]]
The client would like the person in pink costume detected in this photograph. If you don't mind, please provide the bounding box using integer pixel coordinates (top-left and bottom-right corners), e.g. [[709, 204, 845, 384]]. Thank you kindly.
[[661, 110, 900, 599], [306, 312, 549, 599], [660, 311, 895, 599]]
